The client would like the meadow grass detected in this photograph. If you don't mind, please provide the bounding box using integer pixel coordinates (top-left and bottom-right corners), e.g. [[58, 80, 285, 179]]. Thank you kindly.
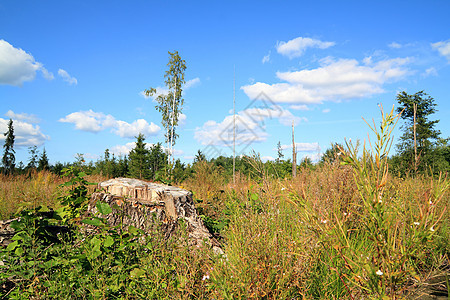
[[181, 160, 449, 299], [0, 112, 449, 299], [0, 170, 106, 219], [0, 166, 448, 298]]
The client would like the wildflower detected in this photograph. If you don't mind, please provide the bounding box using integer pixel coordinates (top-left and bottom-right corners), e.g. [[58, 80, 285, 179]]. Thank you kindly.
[[430, 226, 435, 232], [202, 275, 209, 281], [281, 187, 286, 191], [343, 212, 347, 216], [413, 222, 420, 226], [320, 219, 328, 224], [376, 270, 383, 276]]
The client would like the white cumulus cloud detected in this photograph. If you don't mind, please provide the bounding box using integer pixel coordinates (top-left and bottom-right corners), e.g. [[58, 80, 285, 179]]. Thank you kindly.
[[289, 104, 310, 111], [113, 119, 160, 138], [0, 39, 53, 86], [178, 113, 187, 126], [242, 56, 411, 104], [194, 106, 305, 147], [58, 69, 78, 85], [276, 37, 335, 58], [194, 114, 268, 147], [431, 40, 450, 62], [110, 141, 182, 157], [5, 110, 40, 123], [59, 110, 107, 132], [59, 110, 160, 138], [184, 77, 201, 89], [0, 117, 49, 147], [110, 142, 137, 156]]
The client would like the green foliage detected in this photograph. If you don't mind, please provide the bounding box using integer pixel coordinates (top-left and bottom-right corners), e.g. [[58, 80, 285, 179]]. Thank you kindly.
[[1, 103, 449, 298], [128, 133, 151, 180], [320, 142, 344, 164], [50, 161, 69, 175], [37, 148, 49, 171], [335, 105, 448, 297], [194, 149, 206, 163], [1, 169, 210, 299], [57, 166, 95, 224], [276, 141, 284, 162], [148, 142, 168, 179], [95, 149, 129, 178], [2, 119, 15, 175], [27, 146, 39, 170], [393, 91, 448, 175], [299, 156, 314, 169], [171, 158, 190, 183]]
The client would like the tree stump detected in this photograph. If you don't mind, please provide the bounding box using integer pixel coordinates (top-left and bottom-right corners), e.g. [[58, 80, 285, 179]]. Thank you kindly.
[[0, 219, 16, 249], [88, 178, 223, 254]]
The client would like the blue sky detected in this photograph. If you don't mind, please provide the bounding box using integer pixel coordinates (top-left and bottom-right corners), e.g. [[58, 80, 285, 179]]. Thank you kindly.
[[1, 0, 450, 165]]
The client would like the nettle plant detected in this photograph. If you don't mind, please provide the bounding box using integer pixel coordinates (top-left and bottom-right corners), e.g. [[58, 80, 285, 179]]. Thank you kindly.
[[331, 105, 448, 297]]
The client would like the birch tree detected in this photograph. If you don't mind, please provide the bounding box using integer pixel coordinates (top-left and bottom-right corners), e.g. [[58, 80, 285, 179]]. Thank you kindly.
[[144, 51, 186, 163]]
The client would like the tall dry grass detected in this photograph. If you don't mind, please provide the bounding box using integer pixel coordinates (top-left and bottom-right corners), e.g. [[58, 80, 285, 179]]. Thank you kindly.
[[180, 106, 449, 298], [0, 137, 448, 298], [182, 157, 449, 298], [0, 170, 106, 219]]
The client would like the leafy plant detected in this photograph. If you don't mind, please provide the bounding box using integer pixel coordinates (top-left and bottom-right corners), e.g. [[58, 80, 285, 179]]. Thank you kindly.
[[56, 166, 95, 224]]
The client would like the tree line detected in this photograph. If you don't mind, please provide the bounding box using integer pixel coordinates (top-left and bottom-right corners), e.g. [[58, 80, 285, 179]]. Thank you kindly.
[[2, 90, 449, 179]]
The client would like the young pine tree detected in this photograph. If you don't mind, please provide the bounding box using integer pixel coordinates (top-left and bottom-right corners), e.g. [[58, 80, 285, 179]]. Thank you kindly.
[[2, 119, 15, 175], [38, 148, 49, 171], [148, 142, 168, 180], [128, 133, 151, 180]]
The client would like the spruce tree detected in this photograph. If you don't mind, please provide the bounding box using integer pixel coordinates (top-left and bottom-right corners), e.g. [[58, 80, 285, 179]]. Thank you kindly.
[[2, 119, 15, 174], [38, 148, 49, 171], [148, 142, 168, 179], [128, 134, 150, 179]]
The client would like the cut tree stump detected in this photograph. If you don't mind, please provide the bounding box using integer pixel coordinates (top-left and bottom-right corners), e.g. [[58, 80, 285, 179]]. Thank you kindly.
[[0, 219, 16, 248], [88, 177, 223, 254]]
